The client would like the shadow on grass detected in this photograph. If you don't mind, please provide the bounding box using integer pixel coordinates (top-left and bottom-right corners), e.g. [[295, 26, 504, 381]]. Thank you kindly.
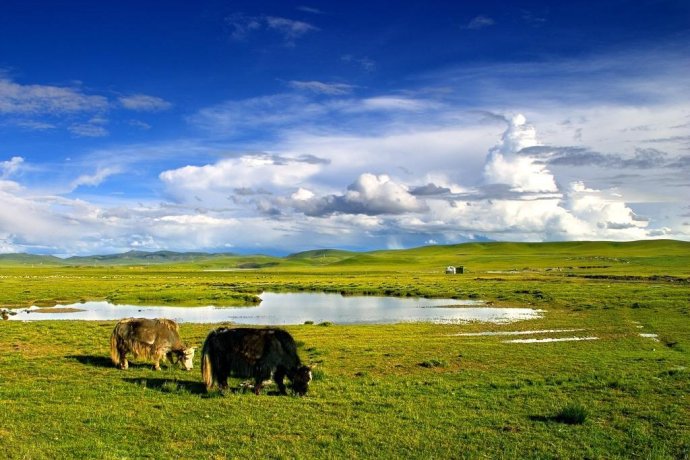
[[205, 385, 287, 397], [123, 377, 207, 395], [67, 355, 156, 370], [68, 355, 115, 368], [529, 412, 587, 425]]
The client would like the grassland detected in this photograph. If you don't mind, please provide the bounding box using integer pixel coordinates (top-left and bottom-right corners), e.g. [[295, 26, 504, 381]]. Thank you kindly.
[[0, 240, 689, 459]]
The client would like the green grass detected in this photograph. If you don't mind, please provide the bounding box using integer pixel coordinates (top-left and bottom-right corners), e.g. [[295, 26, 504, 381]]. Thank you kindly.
[[554, 403, 589, 425], [0, 240, 689, 458]]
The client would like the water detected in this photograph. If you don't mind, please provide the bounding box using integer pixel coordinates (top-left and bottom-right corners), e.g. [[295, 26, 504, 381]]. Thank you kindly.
[[7, 291, 541, 325]]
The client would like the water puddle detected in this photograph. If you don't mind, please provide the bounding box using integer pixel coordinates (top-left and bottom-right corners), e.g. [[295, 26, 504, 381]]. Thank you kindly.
[[504, 336, 599, 344], [453, 329, 583, 337], [639, 333, 660, 341], [6, 292, 542, 325]]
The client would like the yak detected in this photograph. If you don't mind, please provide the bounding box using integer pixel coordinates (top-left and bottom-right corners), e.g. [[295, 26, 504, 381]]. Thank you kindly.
[[110, 318, 196, 371], [201, 327, 312, 396]]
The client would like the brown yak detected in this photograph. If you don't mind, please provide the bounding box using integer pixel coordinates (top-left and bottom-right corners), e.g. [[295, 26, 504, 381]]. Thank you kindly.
[[110, 318, 195, 370]]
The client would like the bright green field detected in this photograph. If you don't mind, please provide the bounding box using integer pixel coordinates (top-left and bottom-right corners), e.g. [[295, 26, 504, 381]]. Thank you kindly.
[[1, 241, 689, 459]]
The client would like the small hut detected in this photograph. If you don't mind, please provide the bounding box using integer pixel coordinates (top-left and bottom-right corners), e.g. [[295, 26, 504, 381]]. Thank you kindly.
[[445, 265, 465, 275]]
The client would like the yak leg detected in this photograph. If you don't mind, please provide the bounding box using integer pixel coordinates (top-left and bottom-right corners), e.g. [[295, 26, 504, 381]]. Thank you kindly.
[[117, 348, 129, 370], [274, 368, 288, 395], [253, 379, 264, 395], [217, 369, 229, 392], [152, 350, 163, 371], [254, 369, 271, 395]]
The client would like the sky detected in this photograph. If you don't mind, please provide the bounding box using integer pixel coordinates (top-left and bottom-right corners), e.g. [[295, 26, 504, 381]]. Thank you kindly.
[[1, 0, 689, 256]]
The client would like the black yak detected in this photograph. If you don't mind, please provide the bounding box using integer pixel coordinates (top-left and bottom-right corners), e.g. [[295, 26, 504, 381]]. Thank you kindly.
[[201, 327, 312, 395], [110, 318, 196, 371]]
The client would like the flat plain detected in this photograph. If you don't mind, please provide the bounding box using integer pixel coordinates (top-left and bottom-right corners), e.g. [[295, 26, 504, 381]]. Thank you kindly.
[[1, 240, 689, 459]]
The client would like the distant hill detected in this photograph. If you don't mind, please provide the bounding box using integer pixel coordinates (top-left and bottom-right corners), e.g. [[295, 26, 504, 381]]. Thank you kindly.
[[286, 249, 357, 265], [1, 240, 688, 269], [0, 253, 65, 265], [63, 250, 233, 265]]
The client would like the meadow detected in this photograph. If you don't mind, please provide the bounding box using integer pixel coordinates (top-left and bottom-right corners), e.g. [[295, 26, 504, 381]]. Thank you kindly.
[[1, 240, 689, 459]]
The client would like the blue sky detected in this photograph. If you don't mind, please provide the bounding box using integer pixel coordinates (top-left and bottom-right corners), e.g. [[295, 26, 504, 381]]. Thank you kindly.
[[1, 0, 689, 255]]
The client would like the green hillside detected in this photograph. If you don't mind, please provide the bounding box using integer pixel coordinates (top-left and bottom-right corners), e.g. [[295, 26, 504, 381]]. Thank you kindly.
[[2, 240, 689, 275], [63, 250, 234, 265], [0, 253, 64, 266]]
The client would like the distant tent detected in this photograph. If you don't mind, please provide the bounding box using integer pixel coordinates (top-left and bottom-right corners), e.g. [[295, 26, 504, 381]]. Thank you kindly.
[[445, 266, 456, 274]]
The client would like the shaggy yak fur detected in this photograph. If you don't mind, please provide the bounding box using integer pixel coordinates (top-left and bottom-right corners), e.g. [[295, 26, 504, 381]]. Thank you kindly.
[[110, 318, 195, 370], [201, 327, 312, 395]]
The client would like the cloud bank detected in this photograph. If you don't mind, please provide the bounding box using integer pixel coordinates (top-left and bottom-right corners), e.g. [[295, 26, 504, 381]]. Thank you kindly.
[[4, 107, 684, 255]]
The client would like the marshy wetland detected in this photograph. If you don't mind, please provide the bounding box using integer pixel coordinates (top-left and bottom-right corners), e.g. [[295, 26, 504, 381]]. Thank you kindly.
[[1, 240, 689, 458]]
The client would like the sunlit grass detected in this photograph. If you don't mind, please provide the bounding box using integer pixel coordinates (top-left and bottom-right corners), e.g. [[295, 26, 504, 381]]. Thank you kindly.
[[0, 240, 689, 458]]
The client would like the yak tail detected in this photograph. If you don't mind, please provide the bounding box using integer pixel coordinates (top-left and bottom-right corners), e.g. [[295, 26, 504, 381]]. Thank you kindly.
[[201, 339, 213, 391], [109, 328, 121, 366]]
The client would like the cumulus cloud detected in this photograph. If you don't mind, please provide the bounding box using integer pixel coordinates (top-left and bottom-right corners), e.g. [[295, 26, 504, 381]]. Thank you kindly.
[[483, 114, 558, 193], [278, 113, 658, 243], [1, 107, 687, 255], [291, 173, 426, 216], [424, 115, 651, 240], [159, 153, 328, 206]]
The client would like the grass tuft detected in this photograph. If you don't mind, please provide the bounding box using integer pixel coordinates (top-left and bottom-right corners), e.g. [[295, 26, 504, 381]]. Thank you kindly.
[[418, 359, 447, 368], [554, 403, 588, 425]]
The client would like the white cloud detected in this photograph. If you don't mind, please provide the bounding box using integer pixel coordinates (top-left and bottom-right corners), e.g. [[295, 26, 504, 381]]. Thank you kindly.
[[265, 16, 318, 41], [341, 54, 376, 72], [357, 96, 438, 112], [291, 173, 426, 216], [0, 78, 108, 115], [189, 94, 320, 133], [188, 92, 443, 139], [288, 80, 356, 95], [69, 122, 108, 138], [275, 113, 667, 243], [1, 79, 688, 255], [463, 15, 495, 30], [1, 156, 24, 179], [119, 94, 172, 111], [70, 166, 121, 190], [13, 120, 56, 131], [226, 14, 317, 44], [159, 153, 326, 206], [483, 114, 558, 193]]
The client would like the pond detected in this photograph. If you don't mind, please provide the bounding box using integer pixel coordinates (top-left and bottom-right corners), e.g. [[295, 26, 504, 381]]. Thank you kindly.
[[7, 292, 542, 325]]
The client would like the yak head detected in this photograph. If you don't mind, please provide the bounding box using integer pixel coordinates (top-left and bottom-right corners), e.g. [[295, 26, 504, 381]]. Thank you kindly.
[[291, 365, 313, 396], [169, 347, 196, 370]]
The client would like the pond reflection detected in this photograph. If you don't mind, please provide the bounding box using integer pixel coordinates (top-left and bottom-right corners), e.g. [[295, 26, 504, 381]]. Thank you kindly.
[[8, 292, 542, 325]]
